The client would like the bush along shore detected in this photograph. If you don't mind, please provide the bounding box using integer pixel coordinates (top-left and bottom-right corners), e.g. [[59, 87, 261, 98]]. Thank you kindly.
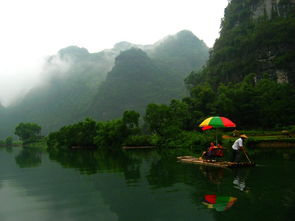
[[46, 108, 217, 154]]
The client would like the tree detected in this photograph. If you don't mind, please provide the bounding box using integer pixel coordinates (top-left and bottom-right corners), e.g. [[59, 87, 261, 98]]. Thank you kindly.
[[15, 122, 41, 144], [47, 118, 98, 149], [123, 110, 140, 129], [144, 103, 171, 135], [94, 120, 125, 148]]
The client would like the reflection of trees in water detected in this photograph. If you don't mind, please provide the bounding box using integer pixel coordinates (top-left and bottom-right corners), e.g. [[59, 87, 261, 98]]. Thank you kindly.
[[48, 148, 142, 181], [5, 146, 13, 153], [46, 149, 213, 220], [146, 155, 195, 188], [0, 147, 120, 221], [199, 166, 225, 185], [0, 145, 14, 153], [90, 151, 214, 221], [4, 147, 295, 221], [15, 148, 42, 168]]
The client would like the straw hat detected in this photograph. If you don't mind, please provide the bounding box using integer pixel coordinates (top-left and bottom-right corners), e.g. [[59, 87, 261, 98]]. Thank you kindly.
[[240, 134, 248, 139]]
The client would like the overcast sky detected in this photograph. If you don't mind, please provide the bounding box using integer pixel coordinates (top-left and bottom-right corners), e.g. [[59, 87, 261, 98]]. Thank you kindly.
[[0, 0, 228, 106]]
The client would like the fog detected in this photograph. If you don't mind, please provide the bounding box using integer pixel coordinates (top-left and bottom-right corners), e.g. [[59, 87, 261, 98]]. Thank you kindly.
[[0, 0, 228, 106]]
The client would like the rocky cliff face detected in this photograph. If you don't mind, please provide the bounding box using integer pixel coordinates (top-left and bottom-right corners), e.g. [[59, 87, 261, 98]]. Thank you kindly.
[[252, 0, 295, 84], [224, 0, 295, 27], [251, 0, 295, 19], [189, 0, 295, 87]]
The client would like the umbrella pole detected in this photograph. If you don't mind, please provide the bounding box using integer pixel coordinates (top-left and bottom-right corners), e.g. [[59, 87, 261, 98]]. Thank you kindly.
[[215, 128, 218, 145]]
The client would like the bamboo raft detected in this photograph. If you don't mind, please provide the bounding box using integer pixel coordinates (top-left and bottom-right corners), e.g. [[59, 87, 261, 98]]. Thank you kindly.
[[177, 156, 255, 168]]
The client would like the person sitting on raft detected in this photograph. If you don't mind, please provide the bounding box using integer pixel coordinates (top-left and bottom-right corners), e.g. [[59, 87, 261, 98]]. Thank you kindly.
[[215, 143, 224, 157], [200, 142, 217, 161]]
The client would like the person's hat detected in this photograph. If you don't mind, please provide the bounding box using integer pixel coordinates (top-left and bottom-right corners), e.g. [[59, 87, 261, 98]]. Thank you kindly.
[[240, 134, 248, 139]]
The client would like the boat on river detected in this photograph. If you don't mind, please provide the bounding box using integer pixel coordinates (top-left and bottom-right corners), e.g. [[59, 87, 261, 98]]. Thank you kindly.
[[177, 156, 255, 168]]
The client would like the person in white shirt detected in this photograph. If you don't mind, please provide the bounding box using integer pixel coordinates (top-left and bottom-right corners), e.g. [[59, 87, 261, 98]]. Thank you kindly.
[[232, 134, 248, 162]]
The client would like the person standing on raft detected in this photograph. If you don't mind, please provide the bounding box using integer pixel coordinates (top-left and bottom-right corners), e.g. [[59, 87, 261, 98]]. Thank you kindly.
[[232, 134, 248, 162]]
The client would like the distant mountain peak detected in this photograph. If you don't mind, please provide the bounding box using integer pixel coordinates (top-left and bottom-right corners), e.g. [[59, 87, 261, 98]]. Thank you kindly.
[[117, 47, 147, 56], [57, 46, 89, 60], [154, 30, 204, 45], [175, 30, 197, 37], [114, 48, 151, 68], [114, 41, 135, 51]]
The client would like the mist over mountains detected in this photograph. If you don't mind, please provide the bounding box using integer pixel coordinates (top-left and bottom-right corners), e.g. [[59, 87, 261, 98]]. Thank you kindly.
[[0, 30, 209, 137]]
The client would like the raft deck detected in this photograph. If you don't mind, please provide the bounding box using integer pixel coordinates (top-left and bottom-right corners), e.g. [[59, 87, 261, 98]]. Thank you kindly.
[[177, 156, 255, 168]]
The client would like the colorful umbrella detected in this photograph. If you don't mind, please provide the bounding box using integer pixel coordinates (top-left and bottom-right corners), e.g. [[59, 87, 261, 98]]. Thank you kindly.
[[202, 194, 237, 212], [199, 116, 236, 144], [199, 116, 236, 130]]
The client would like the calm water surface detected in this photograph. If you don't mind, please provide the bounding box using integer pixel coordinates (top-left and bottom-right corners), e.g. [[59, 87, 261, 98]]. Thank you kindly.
[[0, 146, 294, 221]]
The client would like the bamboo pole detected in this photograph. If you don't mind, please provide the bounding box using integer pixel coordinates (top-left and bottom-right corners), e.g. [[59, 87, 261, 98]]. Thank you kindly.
[[242, 148, 251, 164]]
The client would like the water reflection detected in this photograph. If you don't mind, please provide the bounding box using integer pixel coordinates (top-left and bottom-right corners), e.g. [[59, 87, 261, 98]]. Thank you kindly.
[[15, 148, 42, 168], [5, 146, 13, 153], [232, 168, 250, 192], [253, 148, 295, 162], [146, 153, 193, 188], [202, 194, 237, 212], [197, 163, 252, 193], [48, 148, 142, 182], [199, 166, 225, 185], [1, 147, 295, 220]]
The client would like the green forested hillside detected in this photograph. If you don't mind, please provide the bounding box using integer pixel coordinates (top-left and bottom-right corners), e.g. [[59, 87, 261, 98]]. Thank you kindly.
[[184, 0, 295, 128], [88, 48, 186, 120], [88, 30, 209, 120], [0, 31, 209, 137]]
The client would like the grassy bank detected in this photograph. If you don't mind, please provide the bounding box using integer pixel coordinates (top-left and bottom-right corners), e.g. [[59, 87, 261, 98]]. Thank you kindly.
[[222, 130, 295, 149]]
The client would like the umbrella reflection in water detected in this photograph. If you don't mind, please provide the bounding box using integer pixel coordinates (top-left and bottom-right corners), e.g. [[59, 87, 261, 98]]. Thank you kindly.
[[202, 194, 237, 212]]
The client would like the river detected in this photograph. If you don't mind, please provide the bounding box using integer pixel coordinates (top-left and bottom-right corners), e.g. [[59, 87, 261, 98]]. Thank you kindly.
[[0, 146, 294, 221]]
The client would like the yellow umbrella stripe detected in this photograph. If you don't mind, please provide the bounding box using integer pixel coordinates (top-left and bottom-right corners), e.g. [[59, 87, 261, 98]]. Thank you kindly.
[[199, 117, 213, 127]]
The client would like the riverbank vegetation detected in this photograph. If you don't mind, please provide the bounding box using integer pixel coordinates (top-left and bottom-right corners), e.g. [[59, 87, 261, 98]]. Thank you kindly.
[[46, 93, 295, 153]]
